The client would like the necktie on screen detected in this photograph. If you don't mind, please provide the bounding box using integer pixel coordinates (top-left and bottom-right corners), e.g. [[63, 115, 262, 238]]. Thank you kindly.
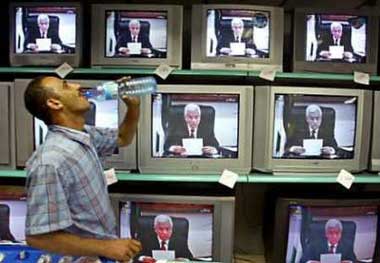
[[160, 241, 166, 250], [311, 129, 316, 139], [329, 244, 335, 253], [190, 129, 195, 138], [134, 36, 137, 42]]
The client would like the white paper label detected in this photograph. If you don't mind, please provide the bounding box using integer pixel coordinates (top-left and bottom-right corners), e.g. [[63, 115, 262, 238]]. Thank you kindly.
[[154, 64, 175, 80], [55, 62, 74, 79], [303, 139, 323, 156], [259, 68, 277, 82], [354, 71, 370, 85], [104, 168, 118, 186], [229, 42, 246, 56], [36, 38, 51, 51], [219, 169, 239, 189], [336, 169, 355, 189], [320, 253, 341, 263], [127, 42, 142, 55], [329, 45, 344, 59], [152, 250, 175, 260]]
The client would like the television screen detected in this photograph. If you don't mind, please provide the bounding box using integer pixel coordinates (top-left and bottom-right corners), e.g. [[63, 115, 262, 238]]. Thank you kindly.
[[286, 204, 377, 263], [34, 91, 118, 148], [206, 9, 270, 58], [151, 93, 239, 159], [0, 192, 26, 244], [119, 201, 213, 262], [272, 94, 357, 160], [105, 10, 167, 59], [305, 14, 367, 64], [14, 6, 77, 54]]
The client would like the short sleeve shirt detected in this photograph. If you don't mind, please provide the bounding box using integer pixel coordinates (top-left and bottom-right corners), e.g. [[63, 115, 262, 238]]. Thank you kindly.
[[25, 125, 118, 239]]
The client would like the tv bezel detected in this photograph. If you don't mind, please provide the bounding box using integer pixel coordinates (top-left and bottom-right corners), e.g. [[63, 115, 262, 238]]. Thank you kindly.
[[91, 4, 183, 69], [14, 78, 136, 170], [0, 82, 15, 169], [271, 197, 380, 263], [138, 85, 254, 174], [293, 8, 379, 74], [370, 91, 380, 171], [9, 2, 83, 67], [253, 86, 372, 174], [191, 4, 284, 71], [110, 193, 235, 263]]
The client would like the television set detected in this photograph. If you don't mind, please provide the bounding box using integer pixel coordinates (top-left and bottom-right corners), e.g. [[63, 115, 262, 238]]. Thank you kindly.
[[0, 82, 15, 170], [253, 86, 372, 174], [9, 2, 82, 67], [110, 193, 235, 263], [293, 8, 379, 74], [138, 85, 253, 174], [14, 78, 136, 170], [91, 4, 183, 68], [191, 4, 284, 71], [370, 91, 380, 172], [270, 197, 380, 263], [0, 187, 26, 243]]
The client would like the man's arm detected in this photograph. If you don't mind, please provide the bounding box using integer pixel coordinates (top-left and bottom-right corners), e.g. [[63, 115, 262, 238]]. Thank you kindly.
[[118, 96, 140, 147], [27, 231, 141, 262]]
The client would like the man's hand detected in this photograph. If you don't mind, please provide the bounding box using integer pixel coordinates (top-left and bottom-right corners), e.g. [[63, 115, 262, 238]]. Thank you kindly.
[[104, 238, 141, 262], [169, 145, 187, 155], [118, 47, 130, 55], [246, 48, 256, 56], [141, 48, 152, 54], [27, 43, 38, 52], [321, 146, 335, 155], [139, 256, 156, 263], [319, 50, 331, 58], [51, 43, 62, 52], [202, 146, 218, 155], [220, 47, 231, 55], [343, 51, 353, 59], [289, 146, 305, 155]]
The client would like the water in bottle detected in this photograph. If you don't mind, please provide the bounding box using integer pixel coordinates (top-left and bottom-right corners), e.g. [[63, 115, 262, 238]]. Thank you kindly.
[[80, 76, 157, 101]]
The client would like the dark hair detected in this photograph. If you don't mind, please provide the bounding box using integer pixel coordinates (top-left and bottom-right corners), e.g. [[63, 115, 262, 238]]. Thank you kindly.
[[24, 76, 57, 125]]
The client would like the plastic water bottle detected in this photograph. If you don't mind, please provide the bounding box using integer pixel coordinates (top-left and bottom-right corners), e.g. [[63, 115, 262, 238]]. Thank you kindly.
[[80, 76, 157, 101]]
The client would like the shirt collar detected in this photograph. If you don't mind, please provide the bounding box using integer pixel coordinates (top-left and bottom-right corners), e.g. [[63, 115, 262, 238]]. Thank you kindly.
[[48, 125, 91, 147]]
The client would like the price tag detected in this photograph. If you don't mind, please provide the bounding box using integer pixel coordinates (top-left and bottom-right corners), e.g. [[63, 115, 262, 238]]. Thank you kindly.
[[218, 169, 239, 189], [154, 64, 175, 80], [336, 169, 355, 189], [259, 67, 277, 82], [104, 168, 118, 186], [55, 62, 74, 79], [354, 71, 370, 85]]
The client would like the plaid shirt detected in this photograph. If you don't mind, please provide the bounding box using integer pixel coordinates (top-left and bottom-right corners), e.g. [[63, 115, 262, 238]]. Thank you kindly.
[[25, 125, 118, 239]]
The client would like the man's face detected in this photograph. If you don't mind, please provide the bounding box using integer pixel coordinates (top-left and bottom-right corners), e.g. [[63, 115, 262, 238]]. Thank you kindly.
[[38, 19, 49, 33], [331, 26, 342, 39], [325, 227, 342, 245], [154, 222, 172, 241], [306, 111, 322, 130], [129, 23, 140, 37], [232, 23, 243, 36], [185, 110, 201, 130], [42, 77, 90, 114]]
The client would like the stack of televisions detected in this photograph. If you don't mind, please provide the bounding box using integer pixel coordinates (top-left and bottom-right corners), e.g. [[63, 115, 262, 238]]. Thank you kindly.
[[1, 2, 380, 263]]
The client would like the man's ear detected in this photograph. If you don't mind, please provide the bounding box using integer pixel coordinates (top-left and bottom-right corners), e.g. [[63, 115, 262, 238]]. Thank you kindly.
[[46, 98, 63, 111]]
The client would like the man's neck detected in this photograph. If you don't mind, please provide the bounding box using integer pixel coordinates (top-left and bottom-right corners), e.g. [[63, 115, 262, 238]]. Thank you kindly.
[[52, 113, 86, 131]]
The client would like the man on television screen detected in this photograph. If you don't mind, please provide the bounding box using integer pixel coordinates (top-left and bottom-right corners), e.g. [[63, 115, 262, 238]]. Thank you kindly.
[[137, 214, 193, 263], [24, 14, 63, 53], [216, 17, 257, 57], [164, 103, 219, 157], [23, 76, 141, 262], [316, 22, 354, 61], [301, 219, 356, 263], [116, 19, 153, 57], [285, 104, 337, 157]]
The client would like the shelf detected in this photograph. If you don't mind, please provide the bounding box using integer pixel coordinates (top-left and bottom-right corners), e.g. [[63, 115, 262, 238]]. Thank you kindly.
[[1, 67, 380, 82], [1, 170, 379, 183]]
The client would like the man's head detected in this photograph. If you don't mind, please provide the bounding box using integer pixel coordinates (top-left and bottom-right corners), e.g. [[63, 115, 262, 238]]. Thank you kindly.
[[37, 14, 50, 33], [24, 76, 90, 125], [325, 219, 343, 245], [231, 18, 244, 36], [154, 215, 173, 241], [330, 22, 343, 40], [305, 104, 322, 130], [184, 103, 201, 130], [129, 19, 141, 37]]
